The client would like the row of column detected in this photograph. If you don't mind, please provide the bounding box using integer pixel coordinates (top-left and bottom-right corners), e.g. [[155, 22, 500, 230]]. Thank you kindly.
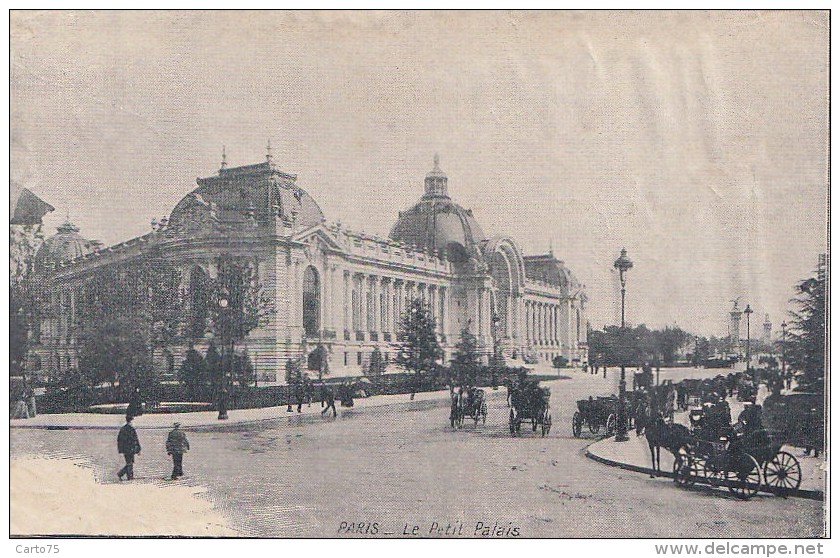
[[334, 271, 448, 340], [525, 299, 563, 347]]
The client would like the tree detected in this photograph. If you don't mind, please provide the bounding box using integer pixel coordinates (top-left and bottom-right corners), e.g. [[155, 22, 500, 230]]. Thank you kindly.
[[450, 327, 481, 386], [232, 352, 255, 388], [179, 348, 208, 400], [285, 358, 302, 385], [395, 297, 443, 398], [77, 313, 153, 398], [208, 255, 276, 387], [209, 255, 276, 343], [10, 223, 47, 378], [204, 342, 222, 391], [367, 346, 386, 377], [654, 326, 691, 365], [552, 355, 569, 368], [787, 257, 826, 393], [308, 343, 331, 380]]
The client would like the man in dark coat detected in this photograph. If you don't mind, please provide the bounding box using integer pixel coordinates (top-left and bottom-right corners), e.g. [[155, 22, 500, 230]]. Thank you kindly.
[[127, 387, 143, 418], [117, 415, 141, 481], [165, 422, 190, 480], [320, 385, 337, 418]]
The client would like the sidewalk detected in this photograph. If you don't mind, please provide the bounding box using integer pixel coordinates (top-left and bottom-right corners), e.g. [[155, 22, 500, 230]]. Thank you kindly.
[[585, 387, 826, 500], [10, 388, 469, 431]]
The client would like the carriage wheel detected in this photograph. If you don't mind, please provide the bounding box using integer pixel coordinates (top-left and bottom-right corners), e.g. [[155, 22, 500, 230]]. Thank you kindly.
[[509, 409, 517, 435], [763, 451, 802, 495], [704, 459, 725, 488], [726, 454, 762, 500], [673, 453, 695, 487], [588, 418, 601, 434], [606, 414, 617, 437], [572, 412, 582, 438]]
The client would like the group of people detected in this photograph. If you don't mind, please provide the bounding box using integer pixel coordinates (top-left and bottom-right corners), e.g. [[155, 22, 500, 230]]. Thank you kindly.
[[286, 378, 357, 416], [117, 414, 190, 482]]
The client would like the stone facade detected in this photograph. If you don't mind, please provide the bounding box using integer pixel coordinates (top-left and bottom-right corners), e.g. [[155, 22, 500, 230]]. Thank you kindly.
[[30, 154, 588, 384]]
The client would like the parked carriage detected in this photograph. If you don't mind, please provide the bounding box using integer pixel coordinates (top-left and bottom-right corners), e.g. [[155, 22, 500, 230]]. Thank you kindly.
[[762, 392, 824, 455], [673, 406, 802, 499], [450, 387, 488, 428], [572, 395, 626, 438], [509, 383, 551, 436]]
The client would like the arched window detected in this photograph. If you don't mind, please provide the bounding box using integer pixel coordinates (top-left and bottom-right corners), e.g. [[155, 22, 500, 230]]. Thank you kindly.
[[188, 266, 210, 338], [302, 266, 320, 337]]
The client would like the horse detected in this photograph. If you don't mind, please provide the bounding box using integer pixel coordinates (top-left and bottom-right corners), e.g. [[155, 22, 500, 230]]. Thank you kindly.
[[642, 413, 693, 477]]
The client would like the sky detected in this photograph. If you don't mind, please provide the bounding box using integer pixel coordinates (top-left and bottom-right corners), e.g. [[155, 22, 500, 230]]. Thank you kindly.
[[10, 10, 828, 338]]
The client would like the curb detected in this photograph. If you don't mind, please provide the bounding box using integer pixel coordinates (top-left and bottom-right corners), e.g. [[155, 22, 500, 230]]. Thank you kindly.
[[10, 391, 465, 432], [584, 443, 824, 502]]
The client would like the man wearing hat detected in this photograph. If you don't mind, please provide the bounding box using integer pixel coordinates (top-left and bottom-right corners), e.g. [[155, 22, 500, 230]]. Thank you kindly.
[[117, 415, 141, 481], [165, 422, 190, 480]]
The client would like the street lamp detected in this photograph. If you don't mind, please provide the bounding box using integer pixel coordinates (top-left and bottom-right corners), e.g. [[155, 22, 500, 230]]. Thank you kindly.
[[781, 320, 788, 388], [613, 248, 633, 442], [217, 290, 230, 420], [743, 304, 753, 379]]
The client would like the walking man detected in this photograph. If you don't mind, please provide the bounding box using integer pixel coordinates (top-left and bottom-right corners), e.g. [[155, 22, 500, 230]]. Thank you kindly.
[[165, 422, 190, 480], [321, 385, 337, 418], [117, 415, 141, 481]]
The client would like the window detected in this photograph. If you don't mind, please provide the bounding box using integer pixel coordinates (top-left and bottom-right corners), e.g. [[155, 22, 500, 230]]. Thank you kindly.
[[302, 266, 320, 337], [357, 352, 362, 365]]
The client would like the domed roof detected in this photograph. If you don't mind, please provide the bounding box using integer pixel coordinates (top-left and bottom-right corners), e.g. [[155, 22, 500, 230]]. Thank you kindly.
[[35, 221, 97, 269], [389, 156, 486, 257], [167, 159, 324, 234]]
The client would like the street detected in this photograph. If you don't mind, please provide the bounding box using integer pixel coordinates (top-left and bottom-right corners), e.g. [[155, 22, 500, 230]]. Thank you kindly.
[[10, 367, 825, 537]]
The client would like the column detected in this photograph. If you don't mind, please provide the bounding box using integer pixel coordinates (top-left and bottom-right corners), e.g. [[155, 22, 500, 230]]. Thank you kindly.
[[395, 280, 403, 328], [322, 263, 331, 332], [343, 271, 350, 334], [439, 287, 447, 338], [429, 285, 437, 328], [370, 276, 380, 334]]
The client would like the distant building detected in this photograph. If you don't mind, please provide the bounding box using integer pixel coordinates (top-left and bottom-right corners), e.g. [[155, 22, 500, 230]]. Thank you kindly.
[[763, 314, 772, 346], [729, 301, 742, 354], [28, 153, 588, 383]]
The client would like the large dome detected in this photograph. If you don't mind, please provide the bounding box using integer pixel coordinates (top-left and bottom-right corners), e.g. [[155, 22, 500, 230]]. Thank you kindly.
[[167, 160, 324, 234], [389, 156, 485, 259], [35, 222, 97, 269]]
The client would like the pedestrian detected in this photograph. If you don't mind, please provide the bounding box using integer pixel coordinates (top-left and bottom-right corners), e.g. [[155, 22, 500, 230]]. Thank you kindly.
[[165, 422, 190, 480], [117, 415, 141, 481], [295, 380, 305, 413], [321, 385, 337, 418], [127, 387, 144, 418]]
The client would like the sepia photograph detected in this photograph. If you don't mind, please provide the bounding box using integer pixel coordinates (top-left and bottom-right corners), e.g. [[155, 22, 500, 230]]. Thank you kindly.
[[8, 9, 829, 540]]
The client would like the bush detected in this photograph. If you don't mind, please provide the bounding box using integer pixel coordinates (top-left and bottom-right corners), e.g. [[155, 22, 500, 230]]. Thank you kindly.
[[552, 355, 569, 368]]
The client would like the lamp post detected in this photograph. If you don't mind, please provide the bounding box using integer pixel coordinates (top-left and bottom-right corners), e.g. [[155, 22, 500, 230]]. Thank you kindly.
[[217, 290, 230, 420], [743, 304, 753, 380], [613, 248, 633, 442], [781, 320, 788, 388]]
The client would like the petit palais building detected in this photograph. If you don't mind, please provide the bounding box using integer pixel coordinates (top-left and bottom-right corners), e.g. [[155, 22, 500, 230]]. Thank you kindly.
[[30, 152, 588, 384]]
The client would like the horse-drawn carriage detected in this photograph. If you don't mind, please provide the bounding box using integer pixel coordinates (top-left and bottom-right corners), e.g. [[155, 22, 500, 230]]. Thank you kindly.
[[509, 382, 551, 436], [450, 387, 488, 428], [762, 392, 824, 456], [572, 395, 625, 437], [673, 406, 802, 499]]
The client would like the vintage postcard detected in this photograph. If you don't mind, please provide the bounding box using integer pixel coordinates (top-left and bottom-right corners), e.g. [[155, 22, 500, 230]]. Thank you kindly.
[[9, 10, 828, 540]]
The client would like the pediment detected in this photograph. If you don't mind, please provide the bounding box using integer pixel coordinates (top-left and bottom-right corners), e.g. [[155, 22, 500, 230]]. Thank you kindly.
[[292, 224, 345, 253]]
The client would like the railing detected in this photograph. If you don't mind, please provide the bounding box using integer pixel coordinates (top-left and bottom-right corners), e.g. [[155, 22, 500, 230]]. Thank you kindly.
[[344, 330, 351, 341], [369, 331, 379, 341], [383, 332, 392, 342], [355, 331, 365, 341], [322, 329, 337, 340]]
